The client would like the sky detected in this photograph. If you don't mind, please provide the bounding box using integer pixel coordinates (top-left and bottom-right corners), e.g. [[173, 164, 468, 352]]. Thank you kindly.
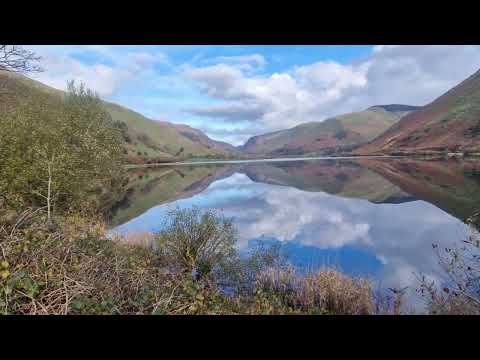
[[26, 45, 480, 145]]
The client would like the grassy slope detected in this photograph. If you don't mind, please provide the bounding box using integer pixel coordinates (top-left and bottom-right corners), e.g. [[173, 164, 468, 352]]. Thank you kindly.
[[103, 102, 235, 162], [241, 106, 416, 156], [337, 108, 404, 141], [0, 71, 232, 163], [357, 69, 480, 155]]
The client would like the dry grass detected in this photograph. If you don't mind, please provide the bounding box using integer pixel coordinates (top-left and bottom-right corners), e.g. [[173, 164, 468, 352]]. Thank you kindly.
[[0, 208, 238, 315], [252, 267, 374, 314], [111, 231, 157, 251]]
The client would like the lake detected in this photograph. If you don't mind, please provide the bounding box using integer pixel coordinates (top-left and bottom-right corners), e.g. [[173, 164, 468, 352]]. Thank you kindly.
[[110, 157, 480, 310]]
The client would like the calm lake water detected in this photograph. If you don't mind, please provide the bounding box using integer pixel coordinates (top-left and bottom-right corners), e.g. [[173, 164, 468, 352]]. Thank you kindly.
[[110, 157, 480, 309]]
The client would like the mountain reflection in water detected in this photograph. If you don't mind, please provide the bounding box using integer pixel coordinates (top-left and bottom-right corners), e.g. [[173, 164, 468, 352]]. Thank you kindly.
[[110, 158, 480, 308]]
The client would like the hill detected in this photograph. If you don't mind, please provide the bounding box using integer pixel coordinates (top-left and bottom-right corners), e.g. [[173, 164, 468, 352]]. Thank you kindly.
[[0, 70, 235, 163], [357, 69, 480, 155], [241, 105, 420, 156]]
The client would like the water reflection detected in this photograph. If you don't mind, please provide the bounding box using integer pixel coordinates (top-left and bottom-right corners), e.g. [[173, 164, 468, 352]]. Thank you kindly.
[[110, 158, 480, 306]]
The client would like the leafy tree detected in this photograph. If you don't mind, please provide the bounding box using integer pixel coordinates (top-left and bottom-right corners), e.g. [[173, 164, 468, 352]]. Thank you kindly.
[[0, 81, 126, 217]]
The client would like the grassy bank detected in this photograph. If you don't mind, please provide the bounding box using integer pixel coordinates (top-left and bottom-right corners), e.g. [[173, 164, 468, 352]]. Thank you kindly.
[[0, 207, 388, 315], [2, 206, 480, 315]]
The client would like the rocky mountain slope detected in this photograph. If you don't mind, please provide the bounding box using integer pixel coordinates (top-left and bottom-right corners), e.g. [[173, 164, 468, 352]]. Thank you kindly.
[[357, 69, 480, 155]]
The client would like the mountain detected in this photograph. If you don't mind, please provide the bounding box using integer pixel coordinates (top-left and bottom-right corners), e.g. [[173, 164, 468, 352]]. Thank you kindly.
[[164, 122, 240, 155], [357, 69, 480, 155], [0, 70, 234, 163], [241, 105, 420, 156]]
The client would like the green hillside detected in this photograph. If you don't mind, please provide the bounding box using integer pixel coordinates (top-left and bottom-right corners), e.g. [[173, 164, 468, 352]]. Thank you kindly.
[[241, 105, 419, 156], [0, 70, 233, 163]]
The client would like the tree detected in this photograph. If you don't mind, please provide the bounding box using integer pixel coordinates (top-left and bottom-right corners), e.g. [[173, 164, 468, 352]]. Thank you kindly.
[[0, 46, 43, 94], [0, 45, 43, 73], [0, 80, 127, 217]]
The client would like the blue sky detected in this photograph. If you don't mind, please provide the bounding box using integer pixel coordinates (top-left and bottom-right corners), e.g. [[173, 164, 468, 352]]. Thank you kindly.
[[28, 45, 480, 145]]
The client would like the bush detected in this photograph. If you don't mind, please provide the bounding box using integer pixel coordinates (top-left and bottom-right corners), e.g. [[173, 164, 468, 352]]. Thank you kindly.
[[155, 207, 237, 279]]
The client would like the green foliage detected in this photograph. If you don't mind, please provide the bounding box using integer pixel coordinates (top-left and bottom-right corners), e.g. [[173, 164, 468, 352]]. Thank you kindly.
[[156, 207, 237, 279], [0, 81, 126, 215]]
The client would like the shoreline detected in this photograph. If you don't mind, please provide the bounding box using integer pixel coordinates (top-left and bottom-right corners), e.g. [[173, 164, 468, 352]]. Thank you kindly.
[[125, 155, 400, 168], [125, 152, 480, 169]]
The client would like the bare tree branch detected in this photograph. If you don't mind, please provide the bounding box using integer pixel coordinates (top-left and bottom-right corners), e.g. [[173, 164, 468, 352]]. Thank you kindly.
[[0, 45, 43, 74]]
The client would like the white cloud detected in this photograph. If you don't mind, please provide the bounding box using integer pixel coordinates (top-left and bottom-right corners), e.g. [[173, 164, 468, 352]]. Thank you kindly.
[[27, 45, 170, 97], [33, 55, 130, 97], [184, 46, 480, 142], [235, 187, 374, 249], [213, 54, 266, 71], [193, 123, 264, 146], [187, 101, 267, 121]]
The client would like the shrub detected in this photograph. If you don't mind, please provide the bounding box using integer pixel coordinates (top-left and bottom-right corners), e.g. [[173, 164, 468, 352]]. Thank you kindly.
[[0, 208, 240, 315], [155, 207, 237, 279], [216, 241, 284, 295], [335, 129, 347, 140]]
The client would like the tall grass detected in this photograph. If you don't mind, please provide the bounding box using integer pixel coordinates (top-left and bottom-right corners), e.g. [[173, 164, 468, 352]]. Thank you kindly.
[[252, 267, 374, 314]]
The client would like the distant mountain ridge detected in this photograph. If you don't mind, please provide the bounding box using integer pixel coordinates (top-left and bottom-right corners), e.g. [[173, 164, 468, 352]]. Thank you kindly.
[[368, 104, 422, 113], [240, 104, 420, 156], [162, 122, 240, 155]]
